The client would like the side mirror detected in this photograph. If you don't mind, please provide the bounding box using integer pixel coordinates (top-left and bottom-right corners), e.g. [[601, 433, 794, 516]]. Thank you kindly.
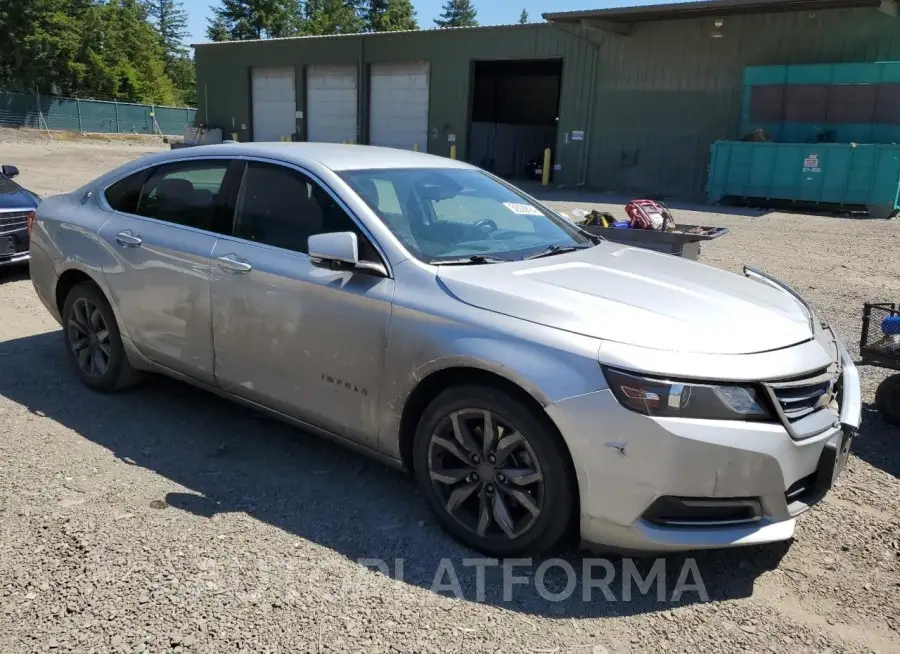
[[309, 232, 359, 266], [308, 231, 389, 277], [1, 165, 20, 179]]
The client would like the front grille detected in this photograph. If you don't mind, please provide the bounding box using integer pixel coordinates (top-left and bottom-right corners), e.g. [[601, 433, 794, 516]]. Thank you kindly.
[[766, 368, 837, 422], [0, 211, 30, 233]]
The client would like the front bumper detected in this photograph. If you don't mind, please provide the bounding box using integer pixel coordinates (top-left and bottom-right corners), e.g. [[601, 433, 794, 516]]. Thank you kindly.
[[0, 225, 30, 267], [0, 251, 30, 267], [548, 337, 861, 554]]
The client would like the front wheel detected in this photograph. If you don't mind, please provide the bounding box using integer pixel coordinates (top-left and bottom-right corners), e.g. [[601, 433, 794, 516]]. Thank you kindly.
[[413, 385, 575, 557], [875, 374, 900, 427]]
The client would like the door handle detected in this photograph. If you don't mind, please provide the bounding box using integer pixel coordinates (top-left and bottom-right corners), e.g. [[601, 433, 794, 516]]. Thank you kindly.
[[115, 231, 142, 247], [217, 254, 252, 273]]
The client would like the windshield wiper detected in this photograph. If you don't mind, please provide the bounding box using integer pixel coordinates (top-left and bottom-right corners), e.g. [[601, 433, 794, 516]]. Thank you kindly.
[[523, 244, 590, 260], [430, 255, 507, 266]]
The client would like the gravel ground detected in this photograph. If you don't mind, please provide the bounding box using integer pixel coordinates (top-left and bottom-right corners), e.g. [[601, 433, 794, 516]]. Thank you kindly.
[[0, 134, 898, 654]]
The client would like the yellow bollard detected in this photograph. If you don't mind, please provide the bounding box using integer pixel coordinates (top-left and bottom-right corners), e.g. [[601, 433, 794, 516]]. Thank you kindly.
[[413, 144, 419, 152], [450, 144, 457, 160], [541, 148, 552, 186]]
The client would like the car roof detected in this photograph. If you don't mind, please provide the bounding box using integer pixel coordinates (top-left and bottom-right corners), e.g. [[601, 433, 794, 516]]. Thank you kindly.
[[169, 142, 477, 172]]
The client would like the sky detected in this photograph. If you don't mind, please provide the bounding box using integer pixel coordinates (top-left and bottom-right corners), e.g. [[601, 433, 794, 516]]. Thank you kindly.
[[183, 0, 666, 44]]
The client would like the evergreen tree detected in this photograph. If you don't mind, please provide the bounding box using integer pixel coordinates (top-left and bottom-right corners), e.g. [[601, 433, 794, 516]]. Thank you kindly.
[[0, 0, 86, 94], [167, 54, 196, 105], [302, 0, 323, 20], [142, 0, 193, 105], [86, 0, 178, 104], [207, 0, 301, 40], [366, 0, 417, 32], [206, 15, 231, 41], [143, 0, 190, 56], [434, 0, 477, 28], [0, 0, 180, 104], [305, 0, 363, 34], [519, 8, 528, 24]]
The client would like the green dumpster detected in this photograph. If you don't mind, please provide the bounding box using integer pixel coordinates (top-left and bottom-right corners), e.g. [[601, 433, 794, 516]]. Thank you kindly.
[[706, 140, 900, 218], [741, 61, 900, 145]]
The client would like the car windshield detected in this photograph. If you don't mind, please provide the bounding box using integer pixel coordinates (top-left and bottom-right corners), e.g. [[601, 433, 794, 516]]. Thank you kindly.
[[338, 167, 593, 263]]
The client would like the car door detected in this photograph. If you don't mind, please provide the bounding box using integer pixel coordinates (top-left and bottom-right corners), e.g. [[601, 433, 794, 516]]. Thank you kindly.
[[210, 160, 394, 449], [98, 158, 237, 385]]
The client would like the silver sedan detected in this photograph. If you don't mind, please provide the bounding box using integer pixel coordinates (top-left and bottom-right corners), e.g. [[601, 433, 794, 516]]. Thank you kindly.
[[29, 143, 861, 556]]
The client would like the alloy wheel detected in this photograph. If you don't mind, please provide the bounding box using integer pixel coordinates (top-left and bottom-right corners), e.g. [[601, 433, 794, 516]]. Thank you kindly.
[[67, 297, 111, 378], [427, 409, 545, 541]]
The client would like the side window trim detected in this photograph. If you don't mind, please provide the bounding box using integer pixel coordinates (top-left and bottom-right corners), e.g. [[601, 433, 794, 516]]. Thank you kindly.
[[96, 153, 393, 277], [98, 154, 235, 218], [216, 159, 247, 237], [133, 164, 161, 217], [98, 155, 235, 212], [223, 157, 392, 276]]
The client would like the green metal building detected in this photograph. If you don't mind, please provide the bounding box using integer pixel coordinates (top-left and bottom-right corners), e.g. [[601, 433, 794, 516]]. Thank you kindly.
[[194, 0, 900, 199]]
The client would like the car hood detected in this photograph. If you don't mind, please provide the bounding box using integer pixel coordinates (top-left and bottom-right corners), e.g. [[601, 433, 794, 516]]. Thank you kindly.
[[436, 243, 814, 355], [0, 177, 40, 209]]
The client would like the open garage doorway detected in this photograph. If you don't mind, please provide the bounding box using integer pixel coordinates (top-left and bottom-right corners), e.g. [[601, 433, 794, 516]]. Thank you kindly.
[[468, 59, 562, 181]]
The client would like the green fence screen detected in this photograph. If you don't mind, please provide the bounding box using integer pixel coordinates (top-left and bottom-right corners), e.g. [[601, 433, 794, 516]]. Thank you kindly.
[[0, 91, 197, 136]]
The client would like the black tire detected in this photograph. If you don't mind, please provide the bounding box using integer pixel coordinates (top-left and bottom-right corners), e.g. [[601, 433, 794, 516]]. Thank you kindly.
[[413, 384, 576, 558], [875, 374, 900, 428], [61, 282, 141, 393]]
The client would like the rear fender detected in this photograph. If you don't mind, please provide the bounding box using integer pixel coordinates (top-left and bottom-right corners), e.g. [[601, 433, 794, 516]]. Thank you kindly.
[[35, 194, 134, 345]]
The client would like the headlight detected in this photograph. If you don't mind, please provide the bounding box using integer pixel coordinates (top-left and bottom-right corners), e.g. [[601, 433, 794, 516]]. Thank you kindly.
[[602, 367, 773, 421]]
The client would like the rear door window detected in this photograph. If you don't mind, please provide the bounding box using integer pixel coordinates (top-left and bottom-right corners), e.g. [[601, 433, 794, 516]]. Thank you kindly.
[[135, 160, 231, 233]]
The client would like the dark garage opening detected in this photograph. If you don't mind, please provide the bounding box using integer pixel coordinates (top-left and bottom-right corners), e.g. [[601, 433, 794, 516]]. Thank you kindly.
[[468, 59, 562, 181]]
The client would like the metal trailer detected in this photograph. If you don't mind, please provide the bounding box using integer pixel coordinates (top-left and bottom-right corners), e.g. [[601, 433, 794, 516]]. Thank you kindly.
[[859, 302, 900, 427], [582, 224, 729, 260]]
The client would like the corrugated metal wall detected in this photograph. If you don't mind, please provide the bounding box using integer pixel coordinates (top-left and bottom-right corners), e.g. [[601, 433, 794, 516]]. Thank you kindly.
[[587, 7, 900, 197], [195, 24, 597, 184], [194, 5, 900, 198]]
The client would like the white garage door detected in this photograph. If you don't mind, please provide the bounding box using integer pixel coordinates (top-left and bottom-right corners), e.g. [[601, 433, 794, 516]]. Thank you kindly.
[[370, 62, 430, 151], [251, 67, 296, 142], [307, 66, 358, 144]]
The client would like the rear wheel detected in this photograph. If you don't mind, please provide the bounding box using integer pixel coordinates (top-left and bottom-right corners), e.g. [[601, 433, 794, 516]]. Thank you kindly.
[[413, 385, 575, 557], [875, 374, 900, 428], [62, 282, 140, 392]]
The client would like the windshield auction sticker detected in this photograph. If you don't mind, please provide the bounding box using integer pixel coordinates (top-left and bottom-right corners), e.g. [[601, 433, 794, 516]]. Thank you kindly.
[[503, 202, 544, 216]]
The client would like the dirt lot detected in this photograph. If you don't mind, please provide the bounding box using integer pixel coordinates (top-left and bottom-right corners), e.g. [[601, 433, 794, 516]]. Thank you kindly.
[[0, 133, 898, 654]]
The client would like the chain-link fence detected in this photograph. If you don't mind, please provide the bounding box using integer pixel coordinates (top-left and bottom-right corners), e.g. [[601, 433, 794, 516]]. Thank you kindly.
[[0, 91, 197, 137]]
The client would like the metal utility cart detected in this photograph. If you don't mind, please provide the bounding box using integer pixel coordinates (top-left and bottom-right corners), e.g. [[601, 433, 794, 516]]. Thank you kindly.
[[859, 302, 900, 427], [582, 224, 729, 261]]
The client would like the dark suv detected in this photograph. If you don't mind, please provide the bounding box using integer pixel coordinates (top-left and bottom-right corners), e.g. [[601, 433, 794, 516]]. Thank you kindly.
[[0, 164, 41, 267]]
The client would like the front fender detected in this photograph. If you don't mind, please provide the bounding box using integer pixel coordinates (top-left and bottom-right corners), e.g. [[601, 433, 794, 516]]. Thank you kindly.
[[378, 301, 607, 460]]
